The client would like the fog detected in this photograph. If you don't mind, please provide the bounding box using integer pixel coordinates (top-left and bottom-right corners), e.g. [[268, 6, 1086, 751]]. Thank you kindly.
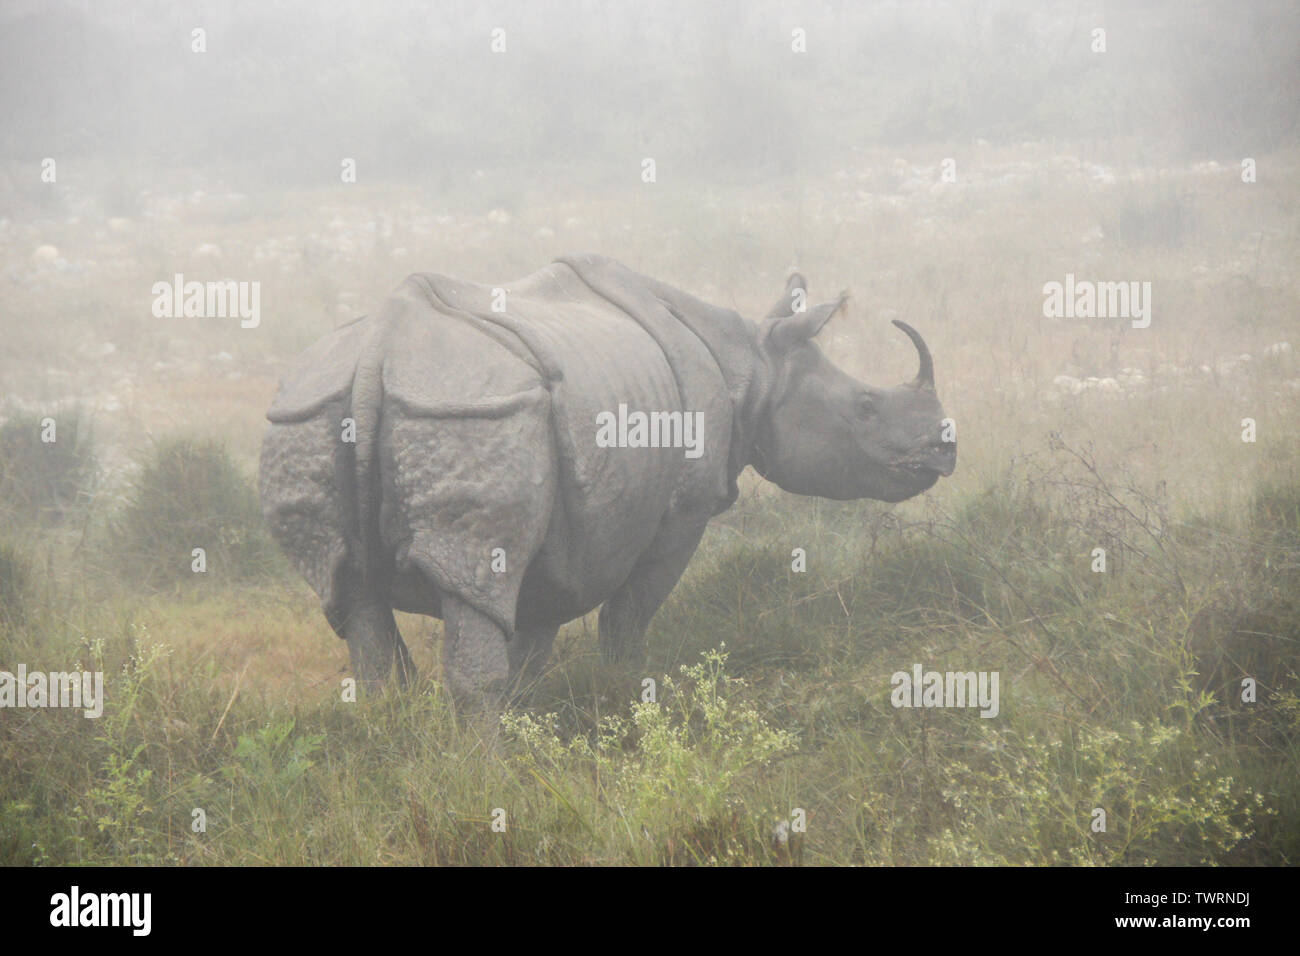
[[2, 0, 1300, 872], [2, 0, 1296, 189]]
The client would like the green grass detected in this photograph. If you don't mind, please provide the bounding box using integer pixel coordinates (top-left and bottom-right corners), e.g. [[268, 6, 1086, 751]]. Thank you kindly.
[[1, 153, 1297, 865], [109, 436, 285, 589], [1, 438, 1294, 866], [0, 406, 96, 526]]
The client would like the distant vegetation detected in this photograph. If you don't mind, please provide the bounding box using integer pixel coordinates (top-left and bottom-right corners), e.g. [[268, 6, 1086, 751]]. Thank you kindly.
[[0, 421, 1295, 864], [0, 406, 95, 526], [0, 0, 1295, 866], [110, 437, 283, 588], [2, 0, 1296, 193]]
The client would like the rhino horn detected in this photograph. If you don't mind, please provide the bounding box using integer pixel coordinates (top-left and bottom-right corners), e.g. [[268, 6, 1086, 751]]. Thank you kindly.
[[892, 319, 935, 390]]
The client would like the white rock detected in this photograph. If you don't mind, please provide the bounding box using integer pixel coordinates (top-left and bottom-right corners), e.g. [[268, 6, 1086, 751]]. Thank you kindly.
[[487, 208, 511, 224], [33, 244, 59, 262]]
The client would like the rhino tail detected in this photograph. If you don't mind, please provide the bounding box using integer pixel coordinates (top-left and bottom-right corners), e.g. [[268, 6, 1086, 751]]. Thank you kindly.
[[350, 331, 388, 589]]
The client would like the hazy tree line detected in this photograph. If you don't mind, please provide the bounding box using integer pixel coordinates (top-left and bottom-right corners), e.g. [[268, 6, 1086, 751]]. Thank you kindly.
[[0, 0, 1295, 186]]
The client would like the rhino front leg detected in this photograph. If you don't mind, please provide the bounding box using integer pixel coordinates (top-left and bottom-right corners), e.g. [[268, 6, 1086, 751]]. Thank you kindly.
[[599, 519, 708, 662], [335, 600, 416, 693], [442, 594, 511, 707]]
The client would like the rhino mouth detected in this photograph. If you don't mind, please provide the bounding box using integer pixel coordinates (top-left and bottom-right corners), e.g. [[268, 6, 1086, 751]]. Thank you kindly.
[[910, 460, 955, 479], [898, 465, 943, 489], [905, 464, 944, 479], [891, 457, 953, 481], [890, 442, 957, 481]]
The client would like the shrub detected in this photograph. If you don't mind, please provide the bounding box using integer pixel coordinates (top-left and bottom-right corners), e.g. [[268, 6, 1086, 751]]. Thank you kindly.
[[502, 648, 798, 862], [0, 406, 96, 525], [935, 720, 1267, 865], [1108, 183, 1194, 248], [112, 437, 281, 588], [0, 540, 32, 629]]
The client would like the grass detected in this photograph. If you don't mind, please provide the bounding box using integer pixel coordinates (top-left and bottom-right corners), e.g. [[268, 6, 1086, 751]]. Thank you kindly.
[[110, 437, 285, 589], [0, 435, 1295, 865], [0, 405, 96, 527], [1, 153, 1297, 865]]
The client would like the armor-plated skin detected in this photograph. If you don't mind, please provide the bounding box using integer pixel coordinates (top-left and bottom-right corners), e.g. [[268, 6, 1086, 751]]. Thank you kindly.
[[259, 255, 955, 702]]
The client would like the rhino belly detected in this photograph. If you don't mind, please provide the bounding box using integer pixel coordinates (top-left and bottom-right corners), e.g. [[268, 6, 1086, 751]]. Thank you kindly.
[[509, 321, 691, 624]]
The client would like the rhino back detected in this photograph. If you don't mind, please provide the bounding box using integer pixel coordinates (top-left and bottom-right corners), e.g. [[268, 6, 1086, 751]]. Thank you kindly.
[[263, 259, 749, 633], [402, 262, 736, 618], [266, 315, 373, 423]]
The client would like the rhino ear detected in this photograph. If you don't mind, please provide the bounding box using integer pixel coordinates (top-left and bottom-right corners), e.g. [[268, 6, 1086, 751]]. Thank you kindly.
[[766, 271, 808, 319], [764, 291, 848, 353]]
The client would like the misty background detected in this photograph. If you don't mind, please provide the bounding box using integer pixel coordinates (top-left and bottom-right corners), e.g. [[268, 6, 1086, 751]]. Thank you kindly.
[[2, 0, 1296, 191], [2, 1, 1300, 868]]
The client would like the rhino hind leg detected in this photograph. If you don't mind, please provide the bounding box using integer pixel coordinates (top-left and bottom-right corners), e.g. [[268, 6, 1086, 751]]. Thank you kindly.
[[262, 413, 415, 691], [326, 591, 417, 691]]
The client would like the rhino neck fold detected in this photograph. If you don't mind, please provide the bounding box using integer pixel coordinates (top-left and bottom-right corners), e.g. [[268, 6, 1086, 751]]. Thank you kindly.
[[557, 255, 773, 510]]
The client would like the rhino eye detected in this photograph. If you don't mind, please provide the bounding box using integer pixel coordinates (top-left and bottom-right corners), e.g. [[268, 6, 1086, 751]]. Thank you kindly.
[[855, 394, 876, 417]]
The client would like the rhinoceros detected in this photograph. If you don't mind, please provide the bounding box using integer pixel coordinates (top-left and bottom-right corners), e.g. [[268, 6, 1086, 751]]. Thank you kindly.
[[259, 254, 955, 701]]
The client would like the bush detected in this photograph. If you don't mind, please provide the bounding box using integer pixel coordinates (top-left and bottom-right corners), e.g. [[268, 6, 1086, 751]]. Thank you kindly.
[[1107, 183, 1194, 248], [112, 437, 282, 588], [502, 648, 798, 863], [934, 720, 1267, 865], [0, 540, 32, 629], [1251, 480, 1300, 543], [0, 407, 96, 526]]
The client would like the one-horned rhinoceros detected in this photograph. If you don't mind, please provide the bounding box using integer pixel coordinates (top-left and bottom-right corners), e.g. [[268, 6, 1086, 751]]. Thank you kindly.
[[259, 254, 955, 701]]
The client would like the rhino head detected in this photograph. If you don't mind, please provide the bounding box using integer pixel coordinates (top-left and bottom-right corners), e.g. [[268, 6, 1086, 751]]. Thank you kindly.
[[751, 274, 956, 503]]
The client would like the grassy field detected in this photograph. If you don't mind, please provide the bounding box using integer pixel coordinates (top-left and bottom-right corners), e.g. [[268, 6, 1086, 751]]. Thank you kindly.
[[1, 146, 1297, 865]]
